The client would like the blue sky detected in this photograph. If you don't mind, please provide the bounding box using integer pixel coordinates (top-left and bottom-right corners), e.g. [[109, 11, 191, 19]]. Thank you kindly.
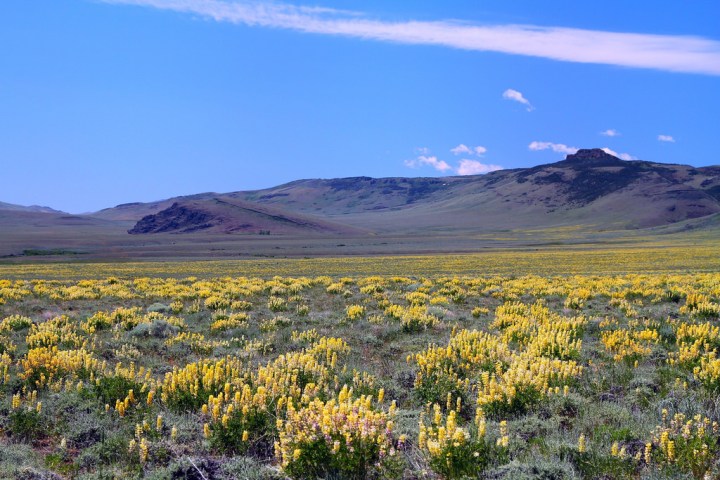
[[1, 1, 719, 213]]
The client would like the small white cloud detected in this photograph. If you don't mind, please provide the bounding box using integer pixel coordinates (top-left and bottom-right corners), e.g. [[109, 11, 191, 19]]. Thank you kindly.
[[600, 129, 620, 137], [406, 147, 499, 176], [450, 144, 487, 156], [405, 155, 452, 172], [502, 89, 534, 111], [474, 146, 487, 155], [456, 159, 503, 175], [601, 147, 637, 161], [421, 156, 453, 172], [658, 134, 675, 143], [415, 146, 431, 154], [450, 144, 473, 155], [528, 141, 578, 154]]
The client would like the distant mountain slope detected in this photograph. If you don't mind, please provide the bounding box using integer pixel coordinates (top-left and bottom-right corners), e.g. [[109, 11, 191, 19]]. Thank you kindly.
[[232, 175, 478, 215], [229, 149, 720, 231], [0, 201, 65, 214], [2, 149, 719, 260], [0, 208, 129, 257], [127, 197, 367, 235], [91, 193, 217, 221], [230, 150, 718, 218], [0, 209, 121, 229], [94, 148, 720, 234]]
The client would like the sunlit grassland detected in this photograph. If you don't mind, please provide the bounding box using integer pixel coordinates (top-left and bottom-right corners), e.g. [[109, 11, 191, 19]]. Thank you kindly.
[[1, 238, 720, 479], [0, 240, 719, 280]]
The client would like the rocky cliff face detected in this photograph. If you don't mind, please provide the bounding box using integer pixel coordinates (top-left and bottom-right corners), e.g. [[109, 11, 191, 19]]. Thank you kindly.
[[128, 203, 215, 234], [127, 198, 366, 235]]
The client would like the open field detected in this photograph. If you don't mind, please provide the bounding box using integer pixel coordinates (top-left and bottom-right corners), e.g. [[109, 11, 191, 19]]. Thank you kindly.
[[1, 236, 719, 280], [1, 243, 720, 479]]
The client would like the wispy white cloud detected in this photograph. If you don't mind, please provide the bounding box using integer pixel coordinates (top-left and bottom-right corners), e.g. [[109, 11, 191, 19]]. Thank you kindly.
[[457, 159, 502, 175], [404, 155, 452, 172], [601, 147, 637, 161], [600, 129, 620, 137], [450, 144, 487, 156], [406, 148, 501, 175], [101, 0, 720, 76], [658, 134, 676, 142], [502, 89, 534, 111], [528, 142, 637, 160], [528, 141, 578, 154]]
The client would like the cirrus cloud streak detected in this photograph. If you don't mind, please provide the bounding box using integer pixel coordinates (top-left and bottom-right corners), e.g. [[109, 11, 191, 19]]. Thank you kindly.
[[101, 0, 720, 76]]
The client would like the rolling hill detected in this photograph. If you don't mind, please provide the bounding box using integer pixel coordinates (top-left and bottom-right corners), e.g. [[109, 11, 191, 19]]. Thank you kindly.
[[1, 149, 719, 259], [103, 148, 720, 233], [234, 149, 720, 231], [0, 201, 65, 214]]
